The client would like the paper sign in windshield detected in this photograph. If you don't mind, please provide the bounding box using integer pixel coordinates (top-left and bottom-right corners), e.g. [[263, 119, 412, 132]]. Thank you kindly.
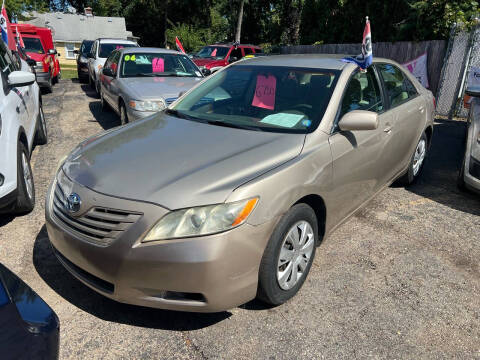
[[152, 57, 164, 72], [252, 75, 276, 110], [116, 45, 124, 50], [211, 48, 217, 57], [260, 113, 304, 128]]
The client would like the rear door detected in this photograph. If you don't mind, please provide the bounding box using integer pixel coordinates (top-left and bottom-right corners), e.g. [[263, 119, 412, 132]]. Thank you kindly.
[[328, 66, 393, 223], [377, 63, 425, 178], [104, 51, 121, 110]]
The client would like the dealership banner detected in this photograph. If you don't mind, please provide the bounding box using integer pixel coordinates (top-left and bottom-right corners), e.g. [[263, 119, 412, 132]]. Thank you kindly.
[[467, 66, 480, 88], [403, 52, 429, 88]]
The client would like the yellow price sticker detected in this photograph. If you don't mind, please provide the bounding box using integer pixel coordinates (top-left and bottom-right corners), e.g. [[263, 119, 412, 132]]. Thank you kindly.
[[131, 55, 136, 61], [124, 55, 130, 61]]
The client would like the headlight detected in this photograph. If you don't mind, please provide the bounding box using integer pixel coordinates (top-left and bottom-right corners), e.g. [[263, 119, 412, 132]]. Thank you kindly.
[[129, 99, 166, 112], [55, 155, 68, 173], [35, 61, 46, 73], [79, 55, 87, 63], [143, 198, 258, 241]]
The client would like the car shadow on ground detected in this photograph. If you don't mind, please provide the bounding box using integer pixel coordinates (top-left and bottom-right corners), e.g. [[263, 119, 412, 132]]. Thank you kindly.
[[88, 101, 120, 131], [0, 214, 16, 228], [33, 225, 231, 330], [79, 83, 99, 99], [403, 118, 480, 215]]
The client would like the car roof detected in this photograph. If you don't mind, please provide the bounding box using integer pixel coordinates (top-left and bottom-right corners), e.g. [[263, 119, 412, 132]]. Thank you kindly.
[[97, 38, 137, 44], [118, 47, 184, 55], [236, 54, 397, 70]]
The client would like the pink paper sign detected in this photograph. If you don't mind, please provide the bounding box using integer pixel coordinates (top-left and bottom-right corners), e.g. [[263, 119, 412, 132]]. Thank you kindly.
[[152, 57, 164, 73], [252, 75, 276, 110], [116, 45, 124, 50], [211, 48, 217, 57]]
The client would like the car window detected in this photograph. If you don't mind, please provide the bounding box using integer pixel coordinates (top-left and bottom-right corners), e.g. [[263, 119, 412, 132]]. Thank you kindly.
[[91, 41, 97, 58], [121, 53, 200, 78], [229, 48, 242, 61], [81, 41, 93, 56], [195, 46, 229, 60], [99, 43, 136, 58], [378, 63, 418, 108], [23, 37, 45, 54], [103, 51, 116, 73], [339, 67, 384, 119], [172, 65, 340, 134]]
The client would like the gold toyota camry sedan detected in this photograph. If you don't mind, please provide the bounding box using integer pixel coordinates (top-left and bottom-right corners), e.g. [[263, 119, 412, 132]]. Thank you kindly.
[[45, 55, 435, 312]]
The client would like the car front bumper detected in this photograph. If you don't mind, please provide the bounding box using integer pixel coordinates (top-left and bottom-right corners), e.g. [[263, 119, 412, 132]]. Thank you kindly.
[[464, 156, 480, 194], [126, 108, 158, 122], [45, 170, 277, 312]]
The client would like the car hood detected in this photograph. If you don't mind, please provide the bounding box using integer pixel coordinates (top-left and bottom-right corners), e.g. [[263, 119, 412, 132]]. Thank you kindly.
[[26, 52, 46, 61], [63, 113, 305, 209], [193, 58, 225, 68], [122, 77, 203, 100]]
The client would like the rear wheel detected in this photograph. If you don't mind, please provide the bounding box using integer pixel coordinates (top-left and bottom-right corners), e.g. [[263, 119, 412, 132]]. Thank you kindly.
[[34, 104, 48, 145], [257, 204, 317, 306], [398, 132, 428, 186], [120, 102, 129, 125], [45, 76, 53, 93], [14, 142, 35, 214]]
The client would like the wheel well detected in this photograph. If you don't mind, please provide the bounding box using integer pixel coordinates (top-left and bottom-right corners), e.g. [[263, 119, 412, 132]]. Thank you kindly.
[[294, 194, 326, 243], [425, 126, 433, 147]]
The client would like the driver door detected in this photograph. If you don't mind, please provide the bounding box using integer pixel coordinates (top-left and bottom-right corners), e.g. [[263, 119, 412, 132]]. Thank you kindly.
[[327, 67, 393, 225], [101, 51, 119, 108]]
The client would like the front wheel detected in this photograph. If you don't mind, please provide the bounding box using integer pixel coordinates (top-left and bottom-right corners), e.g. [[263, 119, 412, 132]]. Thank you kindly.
[[34, 104, 48, 145], [120, 102, 129, 125], [397, 132, 428, 186], [257, 203, 318, 306], [14, 142, 35, 214]]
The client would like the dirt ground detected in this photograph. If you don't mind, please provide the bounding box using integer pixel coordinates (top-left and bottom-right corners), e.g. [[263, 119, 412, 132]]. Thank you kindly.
[[1, 79, 479, 359]]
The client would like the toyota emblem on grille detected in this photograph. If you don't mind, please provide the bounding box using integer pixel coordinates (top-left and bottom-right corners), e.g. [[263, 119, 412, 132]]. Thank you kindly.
[[66, 193, 81, 213]]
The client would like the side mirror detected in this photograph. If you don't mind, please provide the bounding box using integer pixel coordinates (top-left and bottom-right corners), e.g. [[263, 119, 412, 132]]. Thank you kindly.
[[73, 49, 79, 55], [8, 71, 35, 87], [102, 68, 114, 77], [338, 110, 378, 131], [201, 68, 211, 76], [26, 58, 36, 67], [57, 53, 61, 57], [465, 86, 480, 98], [48, 49, 57, 55]]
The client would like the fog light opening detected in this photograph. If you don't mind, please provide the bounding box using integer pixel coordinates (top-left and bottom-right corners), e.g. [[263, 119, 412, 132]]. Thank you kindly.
[[0, 173, 4, 186], [160, 291, 206, 303]]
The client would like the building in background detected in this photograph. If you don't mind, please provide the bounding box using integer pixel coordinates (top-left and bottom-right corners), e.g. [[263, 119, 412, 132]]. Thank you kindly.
[[23, 8, 138, 65]]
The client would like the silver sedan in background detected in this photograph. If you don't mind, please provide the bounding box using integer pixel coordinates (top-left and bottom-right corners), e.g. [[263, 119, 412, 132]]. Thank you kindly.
[[99, 48, 206, 124]]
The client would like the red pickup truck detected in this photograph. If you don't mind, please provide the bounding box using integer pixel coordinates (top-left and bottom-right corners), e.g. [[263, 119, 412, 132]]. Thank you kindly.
[[12, 24, 61, 91], [193, 43, 262, 73]]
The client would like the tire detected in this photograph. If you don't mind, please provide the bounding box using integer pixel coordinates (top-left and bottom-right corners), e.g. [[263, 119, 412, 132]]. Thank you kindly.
[[45, 76, 53, 93], [120, 102, 129, 125], [34, 104, 48, 145], [14, 142, 35, 214], [397, 132, 428, 186], [95, 79, 101, 96], [457, 153, 467, 191], [257, 203, 318, 306]]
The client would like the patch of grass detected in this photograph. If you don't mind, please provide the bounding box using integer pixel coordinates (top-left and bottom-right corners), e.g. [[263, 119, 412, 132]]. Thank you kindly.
[[61, 68, 77, 80]]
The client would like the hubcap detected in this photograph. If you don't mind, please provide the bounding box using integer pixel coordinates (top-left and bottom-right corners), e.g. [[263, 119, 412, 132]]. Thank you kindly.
[[277, 221, 315, 290], [22, 153, 33, 200], [413, 139, 426, 176]]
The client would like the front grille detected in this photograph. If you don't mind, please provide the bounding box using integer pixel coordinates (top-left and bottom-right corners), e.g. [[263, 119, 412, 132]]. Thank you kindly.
[[165, 97, 177, 106], [51, 182, 142, 246]]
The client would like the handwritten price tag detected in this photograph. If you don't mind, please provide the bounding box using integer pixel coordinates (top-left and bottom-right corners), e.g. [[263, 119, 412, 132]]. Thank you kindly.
[[152, 57, 164, 72], [252, 75, 276, 110]]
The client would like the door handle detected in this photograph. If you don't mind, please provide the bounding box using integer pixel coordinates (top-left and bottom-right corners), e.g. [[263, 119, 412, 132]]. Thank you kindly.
[[384, 126, 392, 133], [16, 106, 20, 113]]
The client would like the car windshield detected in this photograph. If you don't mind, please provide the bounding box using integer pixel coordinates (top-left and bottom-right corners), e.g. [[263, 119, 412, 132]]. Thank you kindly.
[[195, 46, 229, 60], [121, 53, 201, 78], [171, 65, 340, 133], [23, 37, 44, 54], [99, 43, 136, 58], [80, 41, 93, 55]]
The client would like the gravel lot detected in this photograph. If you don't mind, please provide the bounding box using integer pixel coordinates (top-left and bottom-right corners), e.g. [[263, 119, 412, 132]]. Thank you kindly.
[[1, 79, 479, 359]]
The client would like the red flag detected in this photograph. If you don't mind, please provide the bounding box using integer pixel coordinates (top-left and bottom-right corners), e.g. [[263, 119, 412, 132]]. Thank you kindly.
[[1, 4, 17, 51], [175, 36, 185, 53]]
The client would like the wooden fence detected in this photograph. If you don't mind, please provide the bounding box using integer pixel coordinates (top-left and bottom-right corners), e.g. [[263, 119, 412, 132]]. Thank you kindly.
[[281, 40, 447, 96]]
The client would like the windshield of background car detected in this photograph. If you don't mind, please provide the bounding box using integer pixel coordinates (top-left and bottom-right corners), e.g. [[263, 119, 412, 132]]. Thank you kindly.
[[23, 37, 44, 54], [121, 53, 201, 78], [80, 41, 93, 55], [99, 43, 136, 58], [172, 65, 340, 133], [196, 46, 229, 60]]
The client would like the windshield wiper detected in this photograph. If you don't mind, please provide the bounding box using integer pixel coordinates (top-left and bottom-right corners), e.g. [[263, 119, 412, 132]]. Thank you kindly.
[[165, 109, 204, 121], [206, 120, 262, 131]]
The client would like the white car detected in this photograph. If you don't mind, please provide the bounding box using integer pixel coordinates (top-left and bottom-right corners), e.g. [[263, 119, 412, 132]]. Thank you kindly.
[[0, 43, 47, 214], [87, 38, 138, 95]]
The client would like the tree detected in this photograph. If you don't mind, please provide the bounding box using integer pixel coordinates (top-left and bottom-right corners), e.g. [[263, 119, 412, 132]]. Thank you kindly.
[[235, 0, 245, 42]]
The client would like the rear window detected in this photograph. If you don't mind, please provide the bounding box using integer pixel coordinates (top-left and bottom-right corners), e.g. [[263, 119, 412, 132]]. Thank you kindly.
[[23, 37, 45, 54], [99, 43, 136, 58]]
